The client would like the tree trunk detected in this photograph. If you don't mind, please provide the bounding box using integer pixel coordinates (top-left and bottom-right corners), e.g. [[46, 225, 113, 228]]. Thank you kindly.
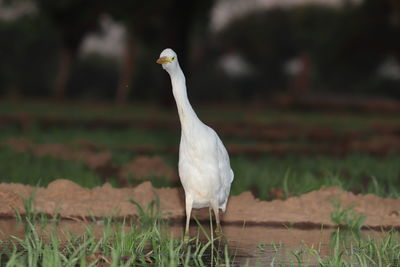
[[160, 0, 195, 107], [291, 53, 311, 98], [53, 47, 73, 100], [115, 32, 135, 105]]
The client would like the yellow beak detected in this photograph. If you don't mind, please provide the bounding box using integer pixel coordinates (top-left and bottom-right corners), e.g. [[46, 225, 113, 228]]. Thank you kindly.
[[156, 56, 173, 64]]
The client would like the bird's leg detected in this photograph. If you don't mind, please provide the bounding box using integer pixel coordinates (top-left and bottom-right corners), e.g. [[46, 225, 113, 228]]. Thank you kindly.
[[211, 200, 222, 234], [184, 195, 193, 238]]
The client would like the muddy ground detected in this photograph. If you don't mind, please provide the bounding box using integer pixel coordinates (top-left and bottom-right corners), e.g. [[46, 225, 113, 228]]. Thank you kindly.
[[2, 138, 179, 185], [2, 116, 400, 157], [0, 216, 386, 265], [3, 136, 400, 184], [0, 179, 399, 229]]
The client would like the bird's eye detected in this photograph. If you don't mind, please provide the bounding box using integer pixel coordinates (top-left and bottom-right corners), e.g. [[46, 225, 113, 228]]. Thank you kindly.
[[171, 56, 175, 61]]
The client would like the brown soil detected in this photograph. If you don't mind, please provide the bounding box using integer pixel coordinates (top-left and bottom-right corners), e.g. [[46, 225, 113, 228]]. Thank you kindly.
[[4, 138, 113, 170], [4, 135, 400, 162], [0, 179, 399, 229], [2, 113, 400, 143], [119, 156, 178, 184], [3, 138, 179, 186]]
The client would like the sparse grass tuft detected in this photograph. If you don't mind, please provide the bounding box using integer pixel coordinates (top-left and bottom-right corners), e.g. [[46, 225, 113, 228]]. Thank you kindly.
[[0, 147, 102, 188], [257, 229, 400, 266], [231, 154, 400, 200], [2, 200, 400, 266], [330, 199, 366, 230], [1, 200, 232, 266]]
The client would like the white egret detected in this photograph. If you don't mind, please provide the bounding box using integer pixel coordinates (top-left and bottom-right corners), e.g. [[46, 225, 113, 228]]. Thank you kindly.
[[156, 48, 234, 235]]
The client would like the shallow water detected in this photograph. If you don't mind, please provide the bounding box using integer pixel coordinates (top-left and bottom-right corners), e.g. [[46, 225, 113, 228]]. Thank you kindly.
[[170, 224, 377, 265], [0, 219, 384, 265]]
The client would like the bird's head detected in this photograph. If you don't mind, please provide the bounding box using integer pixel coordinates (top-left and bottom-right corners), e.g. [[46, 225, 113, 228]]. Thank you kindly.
[[156, 48, 178, 73]]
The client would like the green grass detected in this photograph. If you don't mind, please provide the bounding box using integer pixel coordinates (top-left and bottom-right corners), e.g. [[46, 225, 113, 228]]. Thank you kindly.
[[271, 229, 400, 266], [0, 147, 102, 188], [1, 101, 399, 265], [1, 199, 399, 266], [1, 146, 400, 198], [329, 200, 366, 230], [0, 125, 179, 147], [1, 101, 400, 198], [0, 101, 175, 121], [1, 100, 400, 130], [1, 200, 231, 267], [231, 154, 400, 199]]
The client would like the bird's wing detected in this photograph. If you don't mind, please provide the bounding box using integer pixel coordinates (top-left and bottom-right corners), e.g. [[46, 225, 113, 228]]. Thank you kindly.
[[215, 132, 234, 209], [216, 135, 234, 184], [215, 133, 234, 212]]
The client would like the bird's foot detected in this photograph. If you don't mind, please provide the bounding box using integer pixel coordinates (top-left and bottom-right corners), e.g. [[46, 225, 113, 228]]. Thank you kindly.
[[183, 231, 191, 243], [215, 225, 224, 237]]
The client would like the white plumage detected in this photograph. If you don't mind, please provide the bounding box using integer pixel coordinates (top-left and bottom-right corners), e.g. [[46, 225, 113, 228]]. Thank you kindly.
[[156, 48, 234, 235]]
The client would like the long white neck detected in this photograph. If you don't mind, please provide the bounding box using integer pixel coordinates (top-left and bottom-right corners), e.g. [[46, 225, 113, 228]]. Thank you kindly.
[[168, 65, 201, 133]]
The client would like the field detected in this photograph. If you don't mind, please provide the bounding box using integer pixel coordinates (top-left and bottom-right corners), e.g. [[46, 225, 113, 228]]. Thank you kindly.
[[0, 100, 400, 265]]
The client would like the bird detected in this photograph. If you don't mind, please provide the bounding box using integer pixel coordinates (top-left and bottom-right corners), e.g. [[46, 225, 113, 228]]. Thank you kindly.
[[156, 48, 234, 236]]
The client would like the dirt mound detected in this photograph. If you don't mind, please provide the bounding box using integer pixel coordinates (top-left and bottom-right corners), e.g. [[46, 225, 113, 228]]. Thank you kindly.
[[4, 139, 178, 185], [119, 156, 178, 183], [5, 138, 33, 152], [0, 180, 399, 228], [224, 188, 400, 228], [4, 138, 113, 170]]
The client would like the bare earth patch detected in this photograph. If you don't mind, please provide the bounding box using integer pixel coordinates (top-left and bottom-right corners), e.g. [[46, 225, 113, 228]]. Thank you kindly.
[[119, 156, 178, 183], [0, 179, 399, 228], [4, 135, 400, 159], [3, 138, 177, 185], [4, 138, 113, 170]]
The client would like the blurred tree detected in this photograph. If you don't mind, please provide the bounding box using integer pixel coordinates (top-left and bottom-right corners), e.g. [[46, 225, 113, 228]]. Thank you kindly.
[[313, 0, 399, 94], [68, 54, 119, 99], [159, 0, 212, 106], [388, 0, 400, 63], [219, 2, 400, 99], [109, 0, 214, 105], [35, 0, 105, 100], [0, 15, 58, 97], [1, 0, 398, 101], [109, 0, 167, 104], [289, 5, 338, 96], [220, 8, 297, 97]]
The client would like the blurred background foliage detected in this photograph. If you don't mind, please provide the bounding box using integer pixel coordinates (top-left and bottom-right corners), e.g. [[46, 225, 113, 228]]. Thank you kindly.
[[0, 0, 399, 103]]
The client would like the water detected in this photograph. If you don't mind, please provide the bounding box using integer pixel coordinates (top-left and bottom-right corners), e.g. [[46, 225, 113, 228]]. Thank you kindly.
[[170, 224, 334, 265], [0, 219, 385, 265]]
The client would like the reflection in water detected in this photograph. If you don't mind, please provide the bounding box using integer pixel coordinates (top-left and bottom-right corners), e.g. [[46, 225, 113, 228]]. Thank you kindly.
[[169, 224, 335, 265]]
